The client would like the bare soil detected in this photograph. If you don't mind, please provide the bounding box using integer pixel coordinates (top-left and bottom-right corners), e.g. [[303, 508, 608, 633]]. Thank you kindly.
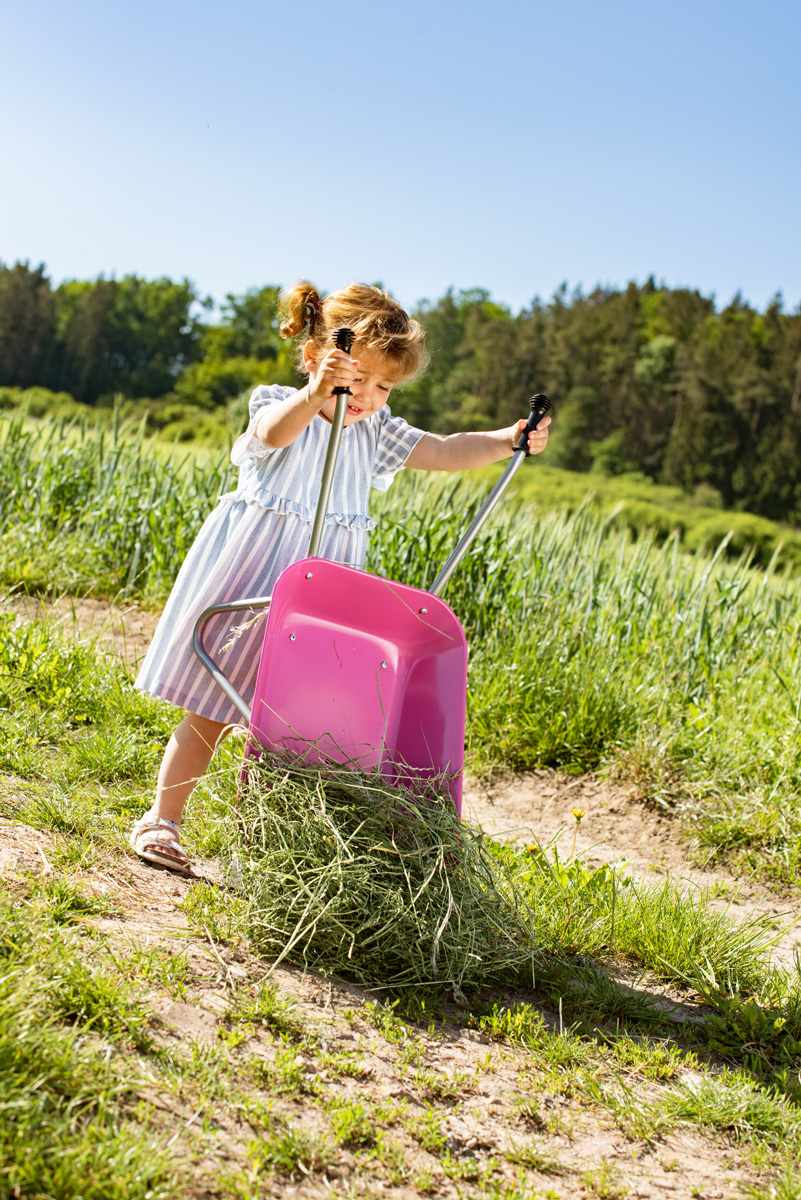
[[462, 773, 801, 971]]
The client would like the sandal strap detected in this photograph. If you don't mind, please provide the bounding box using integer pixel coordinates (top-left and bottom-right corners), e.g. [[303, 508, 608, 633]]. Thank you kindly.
[[136, 814, 180, 832], [136, 819, 180, 834], [134, 819, 184, 850]]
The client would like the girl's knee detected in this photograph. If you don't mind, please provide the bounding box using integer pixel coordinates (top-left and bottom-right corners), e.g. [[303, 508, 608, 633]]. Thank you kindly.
[[180, 711, 230, 746]]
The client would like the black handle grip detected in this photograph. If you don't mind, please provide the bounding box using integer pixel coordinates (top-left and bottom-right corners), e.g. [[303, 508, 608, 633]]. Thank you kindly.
[[515, 393, 552, 455], [333, 327, 354, 396]]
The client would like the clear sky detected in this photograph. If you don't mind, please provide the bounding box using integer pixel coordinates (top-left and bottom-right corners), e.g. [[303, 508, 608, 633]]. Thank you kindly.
[[2, 0, 799, 314]]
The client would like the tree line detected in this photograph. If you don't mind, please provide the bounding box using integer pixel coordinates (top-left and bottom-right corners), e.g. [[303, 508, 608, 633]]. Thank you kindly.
[[2, 260, 800, 523]]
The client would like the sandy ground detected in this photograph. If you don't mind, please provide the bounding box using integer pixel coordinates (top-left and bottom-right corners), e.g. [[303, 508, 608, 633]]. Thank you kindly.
[[462, 773, 801, 971], [3, 592, 158, 671]]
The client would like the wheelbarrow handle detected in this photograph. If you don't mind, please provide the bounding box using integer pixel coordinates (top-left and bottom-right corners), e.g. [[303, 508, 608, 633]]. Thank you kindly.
[[429, 394, 552, 598], [308, 327, 354, 558], [192, 596, 271, 724]]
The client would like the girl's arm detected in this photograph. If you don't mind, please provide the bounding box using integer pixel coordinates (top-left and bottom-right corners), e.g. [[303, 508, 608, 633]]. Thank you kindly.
[[254, 383, 319, 449], [254, 348, 359, 449], [405, 417, 551, 471]]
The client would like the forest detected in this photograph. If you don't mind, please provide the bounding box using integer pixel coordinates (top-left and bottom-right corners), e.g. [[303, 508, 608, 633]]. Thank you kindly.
[[2, 259, 800, 524]]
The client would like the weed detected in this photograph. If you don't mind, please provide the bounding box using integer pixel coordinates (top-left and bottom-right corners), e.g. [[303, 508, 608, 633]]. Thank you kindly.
[[26, 874, 120, 924], [123, 947, 192, 1000], [366, 1132, 409, 1184], [246, 1044, 318, 1098], [581, 1161, 630, 1198], [327, 1099, 379, 1148], [405, 1108, 447, 1154], [363, 998, 413, 1043], [179, 880, 249, 946], [505, 1140, 568, 1175], [317, 1050, 373, 1080], [245, 1122, 331, 1178], [225, 979, 307, 1041], [607, 1036, 692, 1081], [412, 1066, 472, 1103]]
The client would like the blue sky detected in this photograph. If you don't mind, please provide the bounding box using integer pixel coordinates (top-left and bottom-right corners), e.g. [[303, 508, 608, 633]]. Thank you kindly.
[[2, 0, 799, 314]]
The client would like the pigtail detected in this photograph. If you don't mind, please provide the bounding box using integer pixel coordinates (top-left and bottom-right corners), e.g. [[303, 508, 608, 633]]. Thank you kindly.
[[279, 281, 323, 339]]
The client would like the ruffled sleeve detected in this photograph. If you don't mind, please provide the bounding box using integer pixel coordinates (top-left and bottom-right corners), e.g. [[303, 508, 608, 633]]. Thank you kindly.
[[371, 405, 426, 492], [230, 385, 294, 467]]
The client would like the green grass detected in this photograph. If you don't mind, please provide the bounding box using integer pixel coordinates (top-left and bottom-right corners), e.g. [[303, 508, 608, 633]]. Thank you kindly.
[[0, 410, 233, 602], [0, 889, 176, 1199], [3, 611, 801, 1061]]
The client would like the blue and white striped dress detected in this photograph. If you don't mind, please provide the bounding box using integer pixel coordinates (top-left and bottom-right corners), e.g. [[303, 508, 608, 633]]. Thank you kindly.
[[134, 385, 425, 724]]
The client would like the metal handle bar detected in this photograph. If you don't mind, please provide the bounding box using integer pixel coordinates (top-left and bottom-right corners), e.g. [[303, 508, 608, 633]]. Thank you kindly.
[[430, 393, 551, 596], [308, 392, 347, 557], [429, 450, 527, 597], [192, 596, 271, 724], [309, 327, 354, 557]]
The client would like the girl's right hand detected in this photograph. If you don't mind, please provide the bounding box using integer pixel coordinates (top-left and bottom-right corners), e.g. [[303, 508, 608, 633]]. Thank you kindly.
[[307, 348, 360, 408]]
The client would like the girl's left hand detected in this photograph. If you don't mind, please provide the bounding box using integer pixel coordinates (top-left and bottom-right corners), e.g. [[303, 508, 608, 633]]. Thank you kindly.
[[513, 414, 551, 455]]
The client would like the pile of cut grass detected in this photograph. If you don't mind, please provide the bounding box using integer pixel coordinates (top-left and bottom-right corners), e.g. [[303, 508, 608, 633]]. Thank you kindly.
[[227, 758, 538, 996]]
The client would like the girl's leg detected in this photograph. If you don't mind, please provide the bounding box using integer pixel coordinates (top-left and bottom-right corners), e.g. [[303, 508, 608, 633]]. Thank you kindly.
[[131, 711, 229, 872], [154, 711, 230, 823]]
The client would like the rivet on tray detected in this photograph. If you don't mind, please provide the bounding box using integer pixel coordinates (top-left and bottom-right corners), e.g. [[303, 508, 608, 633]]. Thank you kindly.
[[419, 606, 428, 614], [379, 660, 388, 669], [305, 572, 313, 580], [289, 633, 296, 641]]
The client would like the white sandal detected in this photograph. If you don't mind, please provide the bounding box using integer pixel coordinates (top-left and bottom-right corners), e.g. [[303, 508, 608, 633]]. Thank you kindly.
[[129, 813, 193, 876]]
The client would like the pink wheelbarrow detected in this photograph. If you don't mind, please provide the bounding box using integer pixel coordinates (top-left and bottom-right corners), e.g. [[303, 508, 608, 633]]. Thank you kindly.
[[193, 331, 551, 814]]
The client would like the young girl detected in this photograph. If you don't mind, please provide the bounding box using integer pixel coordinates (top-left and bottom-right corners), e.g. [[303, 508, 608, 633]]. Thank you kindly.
[[130, 281, 550, 874]]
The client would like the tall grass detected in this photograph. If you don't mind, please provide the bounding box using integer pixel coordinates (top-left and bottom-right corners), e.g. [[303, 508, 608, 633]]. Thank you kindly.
[[3, 411, 801, 875], [0, 411, 232, 600]]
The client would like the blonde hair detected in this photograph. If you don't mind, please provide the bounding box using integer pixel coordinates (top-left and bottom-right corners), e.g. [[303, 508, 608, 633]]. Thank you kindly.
[[279, 280, 428, 381]]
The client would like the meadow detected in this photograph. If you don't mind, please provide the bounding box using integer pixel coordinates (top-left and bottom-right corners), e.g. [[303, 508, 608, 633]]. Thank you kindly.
[[3, 408, 801, 1197]]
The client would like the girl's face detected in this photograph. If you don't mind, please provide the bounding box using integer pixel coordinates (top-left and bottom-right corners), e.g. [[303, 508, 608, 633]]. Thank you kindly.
[[316, 343, 401, 426]]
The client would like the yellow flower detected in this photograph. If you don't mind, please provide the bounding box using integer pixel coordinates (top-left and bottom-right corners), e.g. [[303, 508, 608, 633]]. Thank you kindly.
[[571, 807, 586, 823]]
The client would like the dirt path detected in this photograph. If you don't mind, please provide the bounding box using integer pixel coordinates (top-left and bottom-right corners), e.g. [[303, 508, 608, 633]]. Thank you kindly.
[[463, 773, 801, 970], [6, 592, 800, 969], [2, 592, 158, 671]]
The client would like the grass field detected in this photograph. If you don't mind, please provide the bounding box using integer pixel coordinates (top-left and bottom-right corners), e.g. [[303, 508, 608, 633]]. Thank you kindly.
[[3, 408, 801, 1196]]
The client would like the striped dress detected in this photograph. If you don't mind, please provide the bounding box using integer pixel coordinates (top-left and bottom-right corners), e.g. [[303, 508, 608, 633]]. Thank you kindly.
[[134, 385, 425, 725]]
